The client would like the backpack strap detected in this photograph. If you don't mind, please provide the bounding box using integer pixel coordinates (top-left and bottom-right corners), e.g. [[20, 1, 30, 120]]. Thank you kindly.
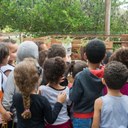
[[0, 69, 4, 93]]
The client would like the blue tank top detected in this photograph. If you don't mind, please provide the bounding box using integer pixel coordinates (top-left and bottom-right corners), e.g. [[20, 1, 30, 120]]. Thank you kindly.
[[100, 95, 128, 128]]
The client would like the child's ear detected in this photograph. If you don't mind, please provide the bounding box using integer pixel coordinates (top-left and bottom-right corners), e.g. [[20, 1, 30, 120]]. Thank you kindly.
[[38, 76, 42, 86], [103, 53, 107, 60], [59, 76, 65, 83], [102, 78, 106, 86], [83, 53, 87, 61], [38, 90, 41, 95]]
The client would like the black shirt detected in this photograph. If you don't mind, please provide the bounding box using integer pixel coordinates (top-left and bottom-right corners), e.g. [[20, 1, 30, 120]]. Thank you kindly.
[[13, 93, 63, 128]]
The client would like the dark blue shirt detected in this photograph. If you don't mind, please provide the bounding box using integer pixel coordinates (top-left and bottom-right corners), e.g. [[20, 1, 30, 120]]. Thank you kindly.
[[13, 93, 62, 128], [70, 68, 104, 113]]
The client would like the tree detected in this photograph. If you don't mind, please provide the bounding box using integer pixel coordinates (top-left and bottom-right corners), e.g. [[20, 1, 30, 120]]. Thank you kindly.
[[105, 0, 111, 36], [0, 0, 127, 34]]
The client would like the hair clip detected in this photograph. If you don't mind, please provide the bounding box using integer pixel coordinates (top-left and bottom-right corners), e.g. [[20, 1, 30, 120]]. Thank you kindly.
[[24, 109, 30, 113], [36, 66, 42, 76]]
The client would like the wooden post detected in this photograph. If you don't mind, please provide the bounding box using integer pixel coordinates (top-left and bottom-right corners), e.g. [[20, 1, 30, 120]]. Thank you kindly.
[[105, 0, 111, 38]]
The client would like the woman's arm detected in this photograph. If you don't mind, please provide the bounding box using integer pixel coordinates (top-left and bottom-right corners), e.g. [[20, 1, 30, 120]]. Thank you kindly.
[[92, 98, 102, 128]]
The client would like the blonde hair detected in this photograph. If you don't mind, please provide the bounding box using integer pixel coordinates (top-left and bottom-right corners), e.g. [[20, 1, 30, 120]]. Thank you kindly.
[[14, 58, 40, 119]]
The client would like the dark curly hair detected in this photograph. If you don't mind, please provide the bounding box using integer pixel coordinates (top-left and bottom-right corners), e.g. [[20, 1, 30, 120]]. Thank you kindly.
[[47, 44, 66, 58], [104, 61, 128, 90], [44, 57, 66, 84], [109, 47, 128, 68], [70, 60, 87, 78], [84, 39, 106, 63]]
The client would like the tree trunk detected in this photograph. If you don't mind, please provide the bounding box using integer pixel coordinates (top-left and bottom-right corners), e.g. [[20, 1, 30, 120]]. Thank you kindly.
[[105, 0, 111, 37]]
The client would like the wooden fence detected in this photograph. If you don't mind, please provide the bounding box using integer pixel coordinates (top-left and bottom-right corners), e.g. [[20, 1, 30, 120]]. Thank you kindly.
[[1, 33, 128, 59]]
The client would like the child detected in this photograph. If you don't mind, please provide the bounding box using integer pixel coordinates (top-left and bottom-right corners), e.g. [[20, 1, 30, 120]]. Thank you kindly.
[[103, 47, 128, 95], [39, 57, 73, 128], [102, 51, 112, 65], [35, 41, 48, 51], [1, 39, 18, 76], [0, 43, 12, 126], [13, 58, 66, 128], [70, 39, 106, 128], [109, 47, 128, 95], [92, 61, 128, 128], [67, 60, 88, 118], [47, 44, 68, 86], [68, 60, 87, 88], [71, 60, 87, 78], [2, 41, 39, 128], [38, 50, 48, 68], [47, 44, 66, 59], [0, 43, 10, 91]]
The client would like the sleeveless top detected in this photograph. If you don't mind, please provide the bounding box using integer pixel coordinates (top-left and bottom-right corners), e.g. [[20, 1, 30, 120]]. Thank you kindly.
[[100, 95, 128, 128]]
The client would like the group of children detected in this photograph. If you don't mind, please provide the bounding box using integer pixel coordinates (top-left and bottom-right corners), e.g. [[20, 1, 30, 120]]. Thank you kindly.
[[0, 38, 127, 128]]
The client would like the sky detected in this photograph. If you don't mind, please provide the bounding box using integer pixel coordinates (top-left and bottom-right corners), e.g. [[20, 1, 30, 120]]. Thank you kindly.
[[118, 0, 128, 10], [119, 3, 128, 10], [119, 0, 128, 2]]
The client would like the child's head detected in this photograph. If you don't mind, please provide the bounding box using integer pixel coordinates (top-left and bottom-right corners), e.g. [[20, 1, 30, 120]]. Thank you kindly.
[[104, 61, 128, 90], [16, 41, 39, 63], [84, 39, 106, 64], [109, 47, 128, 68], [2, 39, 18, 64], [44, 57, 66, 85], [35, 41, 48, 51], [103, 51, 112, 65], [14, 58, 41, 119], [71, 60, 87, 78], [47, 44, 66, 59], [38, 50, 48, 67], [0, 43, 9, 65]]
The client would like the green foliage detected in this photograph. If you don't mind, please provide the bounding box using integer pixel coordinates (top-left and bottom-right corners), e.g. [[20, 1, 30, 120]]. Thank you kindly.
[[0, 0, 127, 34], [113, 43, 121, 51], [111, 0, 128, 34]]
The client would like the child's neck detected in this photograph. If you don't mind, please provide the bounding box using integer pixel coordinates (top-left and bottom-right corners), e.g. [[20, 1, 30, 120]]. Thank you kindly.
[[31, 89, 38, 94], [48, 83, 64, 89], [0, 64, 4, 67], [8, 61, 15, 66], [88, 62, 101, 70], [107, 88, 123, 97]]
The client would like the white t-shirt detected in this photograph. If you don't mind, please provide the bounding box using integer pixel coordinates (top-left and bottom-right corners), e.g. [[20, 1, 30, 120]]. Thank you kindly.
[[1, 64, 14, 74], [0, 69, 8, 124], [39, 85, 71, 125], [0, 69, 7, 92]]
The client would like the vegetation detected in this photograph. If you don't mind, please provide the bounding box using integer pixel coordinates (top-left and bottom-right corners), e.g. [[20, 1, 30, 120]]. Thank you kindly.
[[0, 0, 128, 35]]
